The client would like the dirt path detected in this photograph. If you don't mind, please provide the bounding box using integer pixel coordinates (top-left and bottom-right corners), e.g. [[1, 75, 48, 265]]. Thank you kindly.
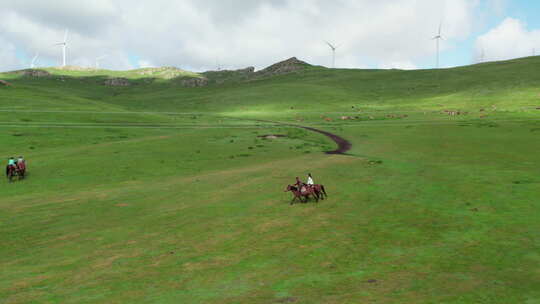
[[255, 120, 352, 155], [296, 125, 352, 155]]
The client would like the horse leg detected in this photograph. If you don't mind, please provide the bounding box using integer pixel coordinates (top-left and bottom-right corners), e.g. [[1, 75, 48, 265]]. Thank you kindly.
[[291, 195, 297, 205]]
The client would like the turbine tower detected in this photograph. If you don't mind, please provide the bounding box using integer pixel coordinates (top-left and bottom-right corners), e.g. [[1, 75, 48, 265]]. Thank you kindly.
[[55, 29, 69, 67], [30, 52, 39, 69], [95, 55, 107, 69], [325, 41, 339, 68], [432, 23, 443, 68], [480, 48, 485, 63]]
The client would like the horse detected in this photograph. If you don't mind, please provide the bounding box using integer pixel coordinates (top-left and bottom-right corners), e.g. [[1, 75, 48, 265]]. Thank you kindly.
[[6, 165, 19, 183], [17, 162, 26, 180], [285, 185, 318, 205], [311, 184, 327, 200]]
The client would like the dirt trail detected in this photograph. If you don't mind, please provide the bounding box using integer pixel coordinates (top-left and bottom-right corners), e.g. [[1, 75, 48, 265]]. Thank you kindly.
[[296, 125, 352, 155], [255, 120, 352, 155]]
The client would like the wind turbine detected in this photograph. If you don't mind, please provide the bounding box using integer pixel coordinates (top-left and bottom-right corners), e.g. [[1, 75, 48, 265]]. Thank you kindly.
[[215, 57, 221, 71], [480, 47, 485, 63], [54, 29, 69, 67], [432, 22, 443, 68], [95, 55, 107, 69], [325, 41, 339, 68], [30, 52, 39, 69]]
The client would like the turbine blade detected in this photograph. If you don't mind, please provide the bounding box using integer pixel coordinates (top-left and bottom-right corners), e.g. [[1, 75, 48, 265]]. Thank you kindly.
[[64, 29, 69, 43], [325, 41, 337, 50], [438, 22, 442, 35]]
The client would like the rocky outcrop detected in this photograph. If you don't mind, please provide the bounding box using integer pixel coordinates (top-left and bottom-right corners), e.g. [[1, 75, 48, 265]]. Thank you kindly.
[[201, 58, 310, 86], [180, 77, 209, 87], [104, 78, 131, 86], [254, 57, 309, 78], [237, 67, 255, 74], [19, 69, 51, 78]]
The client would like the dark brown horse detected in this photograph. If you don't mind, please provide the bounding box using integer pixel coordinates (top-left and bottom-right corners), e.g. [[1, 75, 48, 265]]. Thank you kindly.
[[6, 166, 19, 183], [311, 184, 327, 200], [285, 185, 318, 205], [17, 162, 26, 180]]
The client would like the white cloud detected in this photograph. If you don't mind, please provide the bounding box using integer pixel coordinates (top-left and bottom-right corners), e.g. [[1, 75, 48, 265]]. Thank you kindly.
[[0, 37, 21, 71], [0, 0, 481, 72], [475, 18, 540, 62]]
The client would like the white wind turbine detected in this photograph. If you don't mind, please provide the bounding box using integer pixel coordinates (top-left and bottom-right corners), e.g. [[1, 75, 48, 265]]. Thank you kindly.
[[95, 55, 107, 69], [432, 22, 443, 68], [325, 41, 339, 68], [54, 29, 69, 67], [30, 52, 39, 68], [479, 47, 485, 63]]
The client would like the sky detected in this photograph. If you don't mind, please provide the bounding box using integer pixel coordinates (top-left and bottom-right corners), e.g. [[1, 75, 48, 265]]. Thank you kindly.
[[0, 0, 539, 72]]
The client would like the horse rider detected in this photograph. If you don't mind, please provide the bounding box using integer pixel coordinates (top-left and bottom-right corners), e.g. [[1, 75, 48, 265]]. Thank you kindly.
[[6, 157, 16, 176], [295, 177, 307, 194], [307, 173, 314, 188], [17, 156, 25, 170]]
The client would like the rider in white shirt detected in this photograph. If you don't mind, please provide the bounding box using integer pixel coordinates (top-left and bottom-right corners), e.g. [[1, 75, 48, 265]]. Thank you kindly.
[[307, 173, 314, 186]]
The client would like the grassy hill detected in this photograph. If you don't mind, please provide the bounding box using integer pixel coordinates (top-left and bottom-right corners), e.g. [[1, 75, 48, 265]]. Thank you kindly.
[[0, 57, 539, 303]]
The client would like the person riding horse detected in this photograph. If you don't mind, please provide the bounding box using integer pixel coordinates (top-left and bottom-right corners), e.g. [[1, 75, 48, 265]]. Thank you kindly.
[[6, 157, 17, 177], [17, 156, 25, 169], [307, 173, 314, 187], [16, 156, 26, 177], [295, 177, 307, 194]]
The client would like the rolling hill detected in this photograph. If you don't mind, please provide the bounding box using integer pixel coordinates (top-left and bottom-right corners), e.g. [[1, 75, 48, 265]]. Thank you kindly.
[[0, 56, 539, 303]]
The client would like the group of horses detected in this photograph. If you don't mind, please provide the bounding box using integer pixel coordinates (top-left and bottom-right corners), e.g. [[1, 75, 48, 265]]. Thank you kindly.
[[284, 183, 327, 204], [6, 164, 26, 182]]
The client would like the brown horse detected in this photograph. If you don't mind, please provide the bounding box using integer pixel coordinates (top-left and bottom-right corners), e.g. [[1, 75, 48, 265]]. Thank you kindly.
[[311, 184, 327, 200], [285, 185, 318, 205], [6, 166, 19, 183], [17, 162, 26, 180]]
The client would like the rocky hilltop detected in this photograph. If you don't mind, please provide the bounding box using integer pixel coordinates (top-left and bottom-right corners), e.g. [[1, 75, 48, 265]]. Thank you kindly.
[[1, 57, 312, 88], [105, 57, 311, 87], [254, 57, 310, 77], [202, 57, 310, 85], [12, 69, 51, 78]]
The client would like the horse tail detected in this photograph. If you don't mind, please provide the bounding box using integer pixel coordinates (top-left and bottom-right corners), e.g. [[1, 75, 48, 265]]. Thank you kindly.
[[322, 185, 327, 196]]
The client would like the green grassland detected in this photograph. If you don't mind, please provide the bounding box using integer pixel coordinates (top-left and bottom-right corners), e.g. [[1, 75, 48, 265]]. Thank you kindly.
[[1, 56, 539, 303]]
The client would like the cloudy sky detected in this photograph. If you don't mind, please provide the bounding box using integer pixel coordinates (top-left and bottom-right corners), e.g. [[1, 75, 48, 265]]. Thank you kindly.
[[0, 0, 539, 72]]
